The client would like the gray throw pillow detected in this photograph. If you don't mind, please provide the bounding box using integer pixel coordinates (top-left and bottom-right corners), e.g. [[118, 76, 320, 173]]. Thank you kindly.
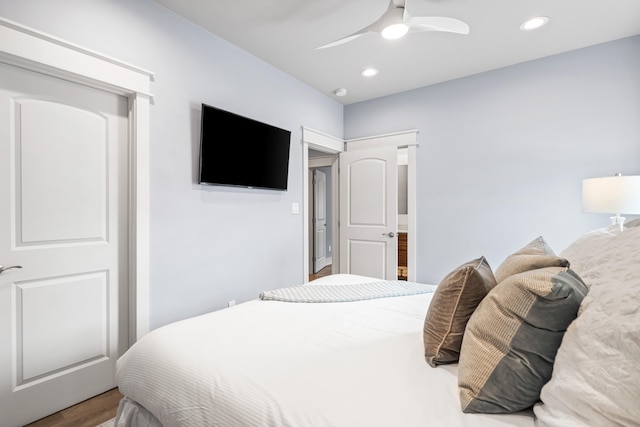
[[458, 266, 588, 413]]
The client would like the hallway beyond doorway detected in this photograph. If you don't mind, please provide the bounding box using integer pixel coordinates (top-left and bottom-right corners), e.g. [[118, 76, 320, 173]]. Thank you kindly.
[[309, 264, 332, 282]]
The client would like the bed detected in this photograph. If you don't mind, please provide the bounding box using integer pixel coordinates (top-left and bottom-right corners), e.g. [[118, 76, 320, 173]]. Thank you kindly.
[[115, 221, 640, 427]]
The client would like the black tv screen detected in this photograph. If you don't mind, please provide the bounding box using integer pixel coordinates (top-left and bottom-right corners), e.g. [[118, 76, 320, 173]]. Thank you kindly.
[[198, 104, 291, 190]]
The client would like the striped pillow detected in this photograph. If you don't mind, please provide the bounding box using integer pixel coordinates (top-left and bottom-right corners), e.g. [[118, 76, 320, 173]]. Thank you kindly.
[[458, 266, 588, 413], [494, 236, 569, 284]]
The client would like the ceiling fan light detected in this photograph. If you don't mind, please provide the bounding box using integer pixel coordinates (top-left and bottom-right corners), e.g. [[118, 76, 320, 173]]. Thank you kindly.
[[381, 23, 409, 40]]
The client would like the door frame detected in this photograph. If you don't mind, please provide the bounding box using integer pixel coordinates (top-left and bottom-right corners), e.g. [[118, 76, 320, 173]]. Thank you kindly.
[[0, 17, 153, 342], [302, 127, 418, 282], [303, 128, 342, 281]]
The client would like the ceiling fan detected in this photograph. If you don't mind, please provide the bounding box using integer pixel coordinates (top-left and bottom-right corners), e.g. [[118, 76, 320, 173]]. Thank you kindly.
[[317, 0, 469, 49]]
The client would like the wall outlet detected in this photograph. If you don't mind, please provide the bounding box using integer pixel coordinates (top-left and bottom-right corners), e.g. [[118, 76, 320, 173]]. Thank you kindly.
[[328, 245, 331, 253], [228, 300, 236, 307]]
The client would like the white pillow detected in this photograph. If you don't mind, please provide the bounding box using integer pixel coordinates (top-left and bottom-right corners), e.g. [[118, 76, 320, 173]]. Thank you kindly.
[[534, 226, 640, 426], [557, 225, 621, 288]]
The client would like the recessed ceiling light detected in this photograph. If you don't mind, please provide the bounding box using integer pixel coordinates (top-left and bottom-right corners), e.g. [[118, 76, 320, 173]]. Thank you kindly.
[[361, 68, 379, 77], [333, 88, 347, 97], [520, 16, 549, 31]]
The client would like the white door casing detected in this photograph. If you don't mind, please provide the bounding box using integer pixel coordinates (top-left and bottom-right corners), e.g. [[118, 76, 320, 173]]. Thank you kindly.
[[339, 146, 398, 280], [0, 17, 152, 426], [313, 169, 329, 273], [302, 128, 343, 281], [0, 62, 129, 426]]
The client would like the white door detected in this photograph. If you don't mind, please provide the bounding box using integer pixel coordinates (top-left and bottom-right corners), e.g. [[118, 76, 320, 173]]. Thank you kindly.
[[313, 169, 329, 273], [0, 63, 129, 426], [339, 146, 397, 280]]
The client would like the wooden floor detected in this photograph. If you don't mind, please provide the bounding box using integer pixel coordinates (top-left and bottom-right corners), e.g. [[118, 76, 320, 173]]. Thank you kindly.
[[25, 388, 122, 427], [309, 264, 332, 282]]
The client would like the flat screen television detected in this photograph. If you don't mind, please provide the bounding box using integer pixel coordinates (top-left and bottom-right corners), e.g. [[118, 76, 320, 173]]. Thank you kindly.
[[198, 103, 291, 191]]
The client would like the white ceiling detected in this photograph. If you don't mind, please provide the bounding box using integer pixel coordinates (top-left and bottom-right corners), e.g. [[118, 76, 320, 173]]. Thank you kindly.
[[153, 0, 640, 105]]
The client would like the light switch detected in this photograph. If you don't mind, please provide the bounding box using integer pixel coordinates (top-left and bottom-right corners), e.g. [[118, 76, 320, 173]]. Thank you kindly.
[[291, 202, 300, 214]]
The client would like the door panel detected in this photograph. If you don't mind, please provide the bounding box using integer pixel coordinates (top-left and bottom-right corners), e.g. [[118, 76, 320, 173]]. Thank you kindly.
[[346, 239, 386, 279], [0, 62, 128, 426], [339, 146, 397, 280], [348, 159, 387, 225], [17, 272, 107, 383], [18, 99, 107, 244]]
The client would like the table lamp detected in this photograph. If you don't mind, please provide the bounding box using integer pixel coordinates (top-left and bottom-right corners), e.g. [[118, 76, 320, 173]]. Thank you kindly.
[[582, 173, 640, 230]]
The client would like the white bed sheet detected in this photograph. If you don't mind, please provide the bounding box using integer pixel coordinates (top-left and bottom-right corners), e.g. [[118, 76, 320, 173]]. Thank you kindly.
[[116, 275, 534, 427]]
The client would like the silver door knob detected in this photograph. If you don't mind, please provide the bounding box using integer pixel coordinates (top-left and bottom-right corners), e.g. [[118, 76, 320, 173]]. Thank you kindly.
[[382, 232, 395, 238], [0, 265, 22, 274]]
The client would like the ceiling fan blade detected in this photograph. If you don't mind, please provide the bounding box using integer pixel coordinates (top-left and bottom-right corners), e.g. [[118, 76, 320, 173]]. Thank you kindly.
[[316, 32, 368, 49], [409, 16, 470, 35], [316, 0, 398, 49]]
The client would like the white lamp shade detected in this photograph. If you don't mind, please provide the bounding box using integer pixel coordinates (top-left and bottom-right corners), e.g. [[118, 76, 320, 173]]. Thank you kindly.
[[582, 175, 640, 214]]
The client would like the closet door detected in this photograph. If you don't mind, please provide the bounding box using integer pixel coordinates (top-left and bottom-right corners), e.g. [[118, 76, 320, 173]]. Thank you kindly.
[[0, 62, 129, 426]]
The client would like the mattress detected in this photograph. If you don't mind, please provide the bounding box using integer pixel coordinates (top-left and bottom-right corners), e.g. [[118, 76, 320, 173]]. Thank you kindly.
[[116, 274, 534, 426]]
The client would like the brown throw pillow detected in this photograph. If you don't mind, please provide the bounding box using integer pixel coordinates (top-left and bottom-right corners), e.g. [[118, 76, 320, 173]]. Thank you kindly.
[[458, 266, 588, 414], [494, 236, 569, 283], [423, 257, 496, 367]]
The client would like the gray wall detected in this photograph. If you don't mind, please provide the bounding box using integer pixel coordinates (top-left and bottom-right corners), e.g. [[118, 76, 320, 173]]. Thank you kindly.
[[0, 0, 344, 328], [345, 35, 640, 285]]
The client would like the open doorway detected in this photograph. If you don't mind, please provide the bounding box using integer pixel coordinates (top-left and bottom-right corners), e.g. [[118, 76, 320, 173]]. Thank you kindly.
[[308, 149, 337, 280]]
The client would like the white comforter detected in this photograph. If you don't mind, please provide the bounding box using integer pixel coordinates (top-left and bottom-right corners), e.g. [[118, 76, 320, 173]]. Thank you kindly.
[[116, 275, 534, 427]]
